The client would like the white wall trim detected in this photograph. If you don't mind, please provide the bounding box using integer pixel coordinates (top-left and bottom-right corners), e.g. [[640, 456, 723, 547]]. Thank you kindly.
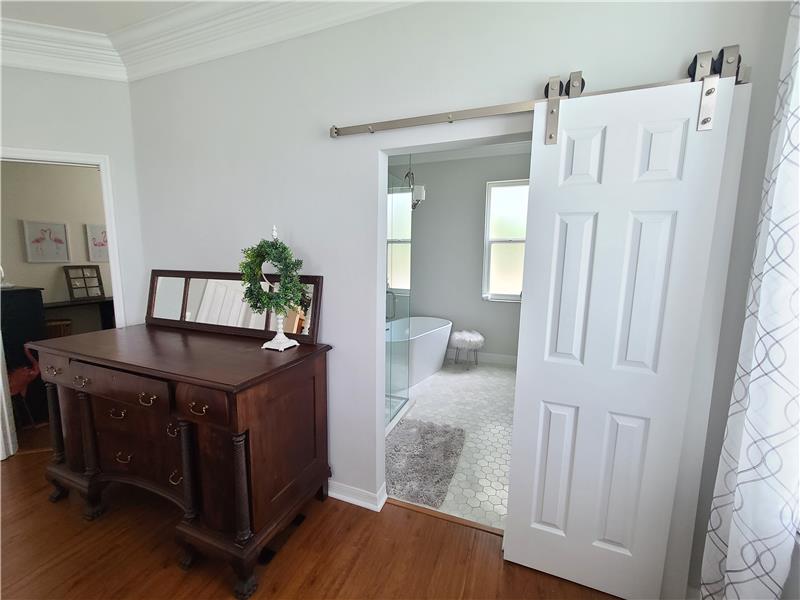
[[329, 480, 387, 512], [112, 2, 410, 81], [1, 147, 127, 328], [2, 4, 409, 82], [387, 140, 531, 166], [445, 348, 518, 367], [1, 19, 127, 81]]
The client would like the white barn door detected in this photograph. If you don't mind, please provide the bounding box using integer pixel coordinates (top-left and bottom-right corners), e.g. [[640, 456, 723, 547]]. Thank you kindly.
[[504, 78, 744, 599]]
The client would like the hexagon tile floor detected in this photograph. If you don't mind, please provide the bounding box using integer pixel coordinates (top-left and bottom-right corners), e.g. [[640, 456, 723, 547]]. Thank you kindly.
[[388, 362, 516, 529]]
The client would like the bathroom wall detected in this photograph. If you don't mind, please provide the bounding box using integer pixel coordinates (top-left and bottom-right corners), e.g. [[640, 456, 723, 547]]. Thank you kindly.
[[391, 152, 531, 360]]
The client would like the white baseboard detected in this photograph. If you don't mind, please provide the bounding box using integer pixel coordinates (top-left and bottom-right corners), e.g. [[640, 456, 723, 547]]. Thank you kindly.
[[446, 349, 517, 367], [329, 480, 387, 512]]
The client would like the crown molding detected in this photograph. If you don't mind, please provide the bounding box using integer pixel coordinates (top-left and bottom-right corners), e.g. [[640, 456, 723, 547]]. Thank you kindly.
[[111, 1, 410, 81], [1, 18, 127, 81], [2, 2, 409, 83]]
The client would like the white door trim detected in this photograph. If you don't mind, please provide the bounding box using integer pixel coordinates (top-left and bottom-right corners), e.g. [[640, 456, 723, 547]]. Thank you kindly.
[[1, 146, 126, 327]]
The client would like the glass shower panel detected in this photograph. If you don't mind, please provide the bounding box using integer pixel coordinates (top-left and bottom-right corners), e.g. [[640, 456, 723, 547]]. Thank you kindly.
[[385, 158, 413, 425]]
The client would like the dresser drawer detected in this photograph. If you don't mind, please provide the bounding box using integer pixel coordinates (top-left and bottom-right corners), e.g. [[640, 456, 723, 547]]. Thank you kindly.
[[72, 362, 170, 412], [39, 353, 72, 385], [176, 384, 229, 427], [96, 430, 157, 479], [94, 404, 185, 496], [91, 395, 150, 435]]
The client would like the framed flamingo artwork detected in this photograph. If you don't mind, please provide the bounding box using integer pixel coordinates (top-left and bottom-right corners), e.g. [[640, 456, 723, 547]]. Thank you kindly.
[[22, 220, 71, 263], [85, 223, 109, 262]]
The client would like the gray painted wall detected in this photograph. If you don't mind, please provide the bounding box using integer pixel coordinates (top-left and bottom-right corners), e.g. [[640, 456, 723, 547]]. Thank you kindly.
[[392, 153, 530, 358], [2, 67, 146, 325]]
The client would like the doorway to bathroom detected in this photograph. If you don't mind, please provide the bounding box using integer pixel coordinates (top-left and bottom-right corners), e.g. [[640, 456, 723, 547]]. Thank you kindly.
[[384, 142, 530, 530]]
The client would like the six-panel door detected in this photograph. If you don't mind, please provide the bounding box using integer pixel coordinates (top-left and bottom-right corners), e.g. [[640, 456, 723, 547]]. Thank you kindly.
[[504, 78, 744, 599]]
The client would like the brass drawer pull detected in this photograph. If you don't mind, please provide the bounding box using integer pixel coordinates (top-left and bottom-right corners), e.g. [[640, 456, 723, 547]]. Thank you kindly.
[[168, 469, 183, 486], [114, 451, 133, 464], [45, 365, 63, 376], [108, 408, 127, 420], [188, 402, 208, 417], [73, 375, 90, 388], [138, 392, 157, 407], [166, 423, 178, 438]]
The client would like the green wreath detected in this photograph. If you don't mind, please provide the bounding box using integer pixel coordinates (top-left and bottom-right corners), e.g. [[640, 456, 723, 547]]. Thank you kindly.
[[239, 238, 304, 316]]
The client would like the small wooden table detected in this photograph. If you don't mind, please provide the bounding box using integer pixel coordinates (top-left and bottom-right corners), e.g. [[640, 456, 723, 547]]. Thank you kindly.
[[27, 324, 331, 599]]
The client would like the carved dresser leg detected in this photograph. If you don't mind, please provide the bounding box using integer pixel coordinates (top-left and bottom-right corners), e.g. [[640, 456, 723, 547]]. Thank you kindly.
[[232, 432, 253, 545], [45, 383, 65, 464], [80, 490, 104, 521], [316, 481, 328, 501], [48, 479, 69, 503], [232, 561, 258, 600], [178, 542, 197, 571], [77, 391, 99, 476], [178, 420, 198, 521]]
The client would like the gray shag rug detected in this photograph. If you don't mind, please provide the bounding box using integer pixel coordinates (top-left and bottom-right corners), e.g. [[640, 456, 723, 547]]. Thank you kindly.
[[386, 419, 465, 508]]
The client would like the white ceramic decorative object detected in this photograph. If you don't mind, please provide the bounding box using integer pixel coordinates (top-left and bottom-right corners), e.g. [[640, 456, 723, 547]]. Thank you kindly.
[[262, 314, 300, 352]]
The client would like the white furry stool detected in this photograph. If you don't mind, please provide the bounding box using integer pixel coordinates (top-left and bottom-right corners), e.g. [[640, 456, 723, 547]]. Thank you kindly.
[[450, 330, 485, 367]]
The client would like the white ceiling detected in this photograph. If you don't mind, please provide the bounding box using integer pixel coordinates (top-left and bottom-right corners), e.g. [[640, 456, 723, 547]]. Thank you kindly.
[[1, 1, 192, 34], [1, 1, 409, 81]]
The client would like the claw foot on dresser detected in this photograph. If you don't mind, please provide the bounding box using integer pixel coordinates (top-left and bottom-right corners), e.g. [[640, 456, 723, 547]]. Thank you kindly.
[[315, 481, 328, 501], [233, 574, 258, 600], [178, 544, 198, 571], [232, 560, 258, 600], [48, 480, 69, 503], [79, 491, 104, 521]]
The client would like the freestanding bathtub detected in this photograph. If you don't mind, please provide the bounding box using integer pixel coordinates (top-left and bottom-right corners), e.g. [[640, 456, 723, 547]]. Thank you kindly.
[[386, 316, 452, 388]]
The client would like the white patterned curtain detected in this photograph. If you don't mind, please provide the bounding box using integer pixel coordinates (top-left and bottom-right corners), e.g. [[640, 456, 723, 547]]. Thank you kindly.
[[701, 6, 799, 599]]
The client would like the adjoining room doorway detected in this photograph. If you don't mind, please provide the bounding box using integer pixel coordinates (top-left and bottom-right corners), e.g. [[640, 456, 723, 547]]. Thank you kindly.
[[1, 150, 123, 456]]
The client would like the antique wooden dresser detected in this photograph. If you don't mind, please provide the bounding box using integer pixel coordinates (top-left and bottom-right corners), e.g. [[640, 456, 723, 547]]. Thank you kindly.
[[26, 271, 330, 599]]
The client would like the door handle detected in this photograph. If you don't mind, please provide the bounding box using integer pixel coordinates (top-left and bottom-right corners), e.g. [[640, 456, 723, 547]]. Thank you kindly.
[[138, 392, 157, 407], [108, 408, 127, 420], [166, 422, 178, 438], [168, 469, 183, 486], [188, 402, 208, 417], [114, 451, 133, 464]]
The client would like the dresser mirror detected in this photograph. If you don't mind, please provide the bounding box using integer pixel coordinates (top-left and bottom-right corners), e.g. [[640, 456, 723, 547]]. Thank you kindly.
[[146, 270, 323, 343]]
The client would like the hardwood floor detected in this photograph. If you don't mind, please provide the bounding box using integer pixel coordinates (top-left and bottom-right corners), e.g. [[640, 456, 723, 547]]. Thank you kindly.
[[2, 451, 613, 599]]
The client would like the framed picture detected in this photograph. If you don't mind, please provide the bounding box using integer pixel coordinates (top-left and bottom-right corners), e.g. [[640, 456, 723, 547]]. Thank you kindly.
[[85, 223, 109, 262], [23, 220, 71, 263], [63, 265, 105, 300]]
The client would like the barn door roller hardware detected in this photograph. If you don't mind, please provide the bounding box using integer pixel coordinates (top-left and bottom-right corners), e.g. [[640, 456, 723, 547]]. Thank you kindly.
[[329, 46, 748, 139], [689, 45, 747, 131], [544, 71, 584, 145]]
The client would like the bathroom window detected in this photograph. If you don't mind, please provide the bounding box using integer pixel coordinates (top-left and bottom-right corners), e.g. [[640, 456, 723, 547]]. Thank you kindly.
[[482, 180, 529, 302], [387, 189, 412, 291]]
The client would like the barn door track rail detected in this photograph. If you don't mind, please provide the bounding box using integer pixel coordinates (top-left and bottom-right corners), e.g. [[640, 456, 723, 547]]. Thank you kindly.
[[329, 45, 748, 142]]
